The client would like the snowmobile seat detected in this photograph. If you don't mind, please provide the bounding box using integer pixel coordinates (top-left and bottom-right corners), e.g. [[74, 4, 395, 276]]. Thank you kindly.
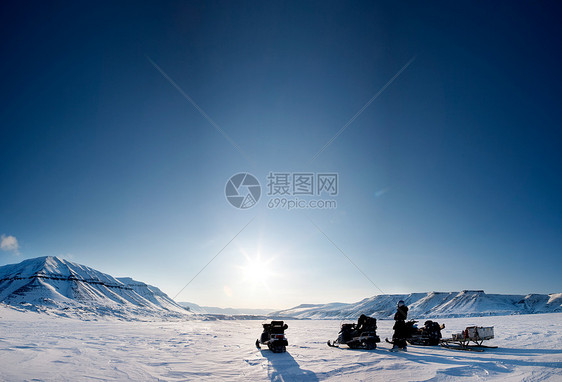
[[339, 323, 356, 343], [341, 323, 356, 331], [360, 317, 377, 332], [269, 321, 287, 334]]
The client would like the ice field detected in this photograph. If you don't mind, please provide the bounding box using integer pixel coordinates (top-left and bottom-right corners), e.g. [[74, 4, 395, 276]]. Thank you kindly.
[[1, 307, 561, 381]]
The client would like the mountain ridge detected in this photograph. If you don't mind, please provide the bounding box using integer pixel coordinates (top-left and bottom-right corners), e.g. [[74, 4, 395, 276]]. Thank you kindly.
[[3, 257, 560, 320], [0, 256, 191, 320], [271, 290, 562, 319]]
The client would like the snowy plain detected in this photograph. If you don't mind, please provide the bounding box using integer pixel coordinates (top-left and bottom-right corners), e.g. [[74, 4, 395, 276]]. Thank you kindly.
[[1, 307, 561, 381]]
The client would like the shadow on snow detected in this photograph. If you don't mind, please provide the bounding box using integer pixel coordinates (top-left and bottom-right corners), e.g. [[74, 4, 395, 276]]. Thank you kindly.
[[392, 346, 562, 371], [260, 349, 319, 382]]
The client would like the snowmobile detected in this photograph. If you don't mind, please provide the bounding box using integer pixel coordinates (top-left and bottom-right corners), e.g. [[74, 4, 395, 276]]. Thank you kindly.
[[255, 321, 288, 353], [406, 320, 444, 346], [385, 320, 444, 348], [327, 315, 380, 350]]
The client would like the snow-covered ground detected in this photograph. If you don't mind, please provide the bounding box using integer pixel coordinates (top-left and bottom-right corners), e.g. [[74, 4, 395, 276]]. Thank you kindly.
[[1, 307, 560, 381]]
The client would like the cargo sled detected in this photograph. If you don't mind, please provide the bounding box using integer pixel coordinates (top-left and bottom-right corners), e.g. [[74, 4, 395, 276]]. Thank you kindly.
[[440, 326, 497, 351]]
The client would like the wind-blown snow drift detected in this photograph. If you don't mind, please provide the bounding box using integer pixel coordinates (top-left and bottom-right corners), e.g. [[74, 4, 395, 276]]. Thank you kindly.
[[0, 256, 191, 320], [272, 290, 562, 319]]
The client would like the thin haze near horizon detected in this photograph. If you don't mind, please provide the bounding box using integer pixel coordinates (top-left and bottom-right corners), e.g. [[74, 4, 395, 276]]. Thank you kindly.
[[1, 1, 561, 309]]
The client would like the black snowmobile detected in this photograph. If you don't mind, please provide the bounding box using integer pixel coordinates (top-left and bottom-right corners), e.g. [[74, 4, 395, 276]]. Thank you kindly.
[[403, 320, 444, 346], [327, 314, 381, 350], [385, 320, 444, 348], [255, 321, 288, 353]]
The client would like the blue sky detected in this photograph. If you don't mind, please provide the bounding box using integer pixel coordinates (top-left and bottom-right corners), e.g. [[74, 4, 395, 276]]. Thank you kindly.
[[1, 1, 561, 309]]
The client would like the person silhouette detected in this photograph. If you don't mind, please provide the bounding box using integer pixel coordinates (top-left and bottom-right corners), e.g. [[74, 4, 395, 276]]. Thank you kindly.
[[391, 300, 409, 351]]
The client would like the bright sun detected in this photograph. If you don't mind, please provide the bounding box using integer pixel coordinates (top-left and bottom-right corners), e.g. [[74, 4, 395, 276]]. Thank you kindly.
[[239, 251, 274, 289]]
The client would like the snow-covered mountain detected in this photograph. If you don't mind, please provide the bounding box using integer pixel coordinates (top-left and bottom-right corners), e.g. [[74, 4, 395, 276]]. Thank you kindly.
[[272, 290, 562, 319], [0, 256, 191, 320]]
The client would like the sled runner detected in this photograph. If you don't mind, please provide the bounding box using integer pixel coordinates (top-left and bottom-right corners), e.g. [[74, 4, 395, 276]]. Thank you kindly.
[[440, 326, 497, 351], [327, 315, 380, 350], [256, 321, 288, 353]]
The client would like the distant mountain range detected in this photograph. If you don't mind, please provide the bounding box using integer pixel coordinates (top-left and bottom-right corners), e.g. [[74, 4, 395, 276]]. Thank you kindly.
[[178, 301, 272, 316], [2, 257, 560, 321], [0, 256, 191, 320], [271, 290, 562, 319]]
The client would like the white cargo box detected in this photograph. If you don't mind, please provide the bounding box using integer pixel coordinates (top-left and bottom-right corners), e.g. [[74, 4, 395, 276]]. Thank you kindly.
[[466, 326, 494, 340], [452, 333, 464, 341]]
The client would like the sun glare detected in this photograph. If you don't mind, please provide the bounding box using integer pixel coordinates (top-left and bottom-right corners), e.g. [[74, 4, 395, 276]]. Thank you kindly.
[[238, 250, 275, 290]]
